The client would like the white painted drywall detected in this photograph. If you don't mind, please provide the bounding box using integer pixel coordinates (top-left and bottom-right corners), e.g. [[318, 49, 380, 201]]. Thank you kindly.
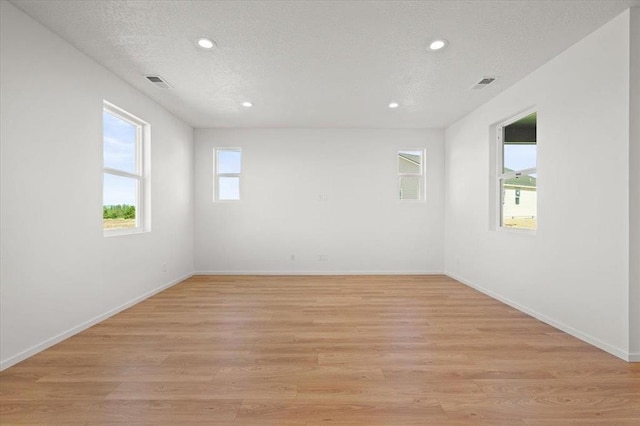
[[0, 2, 194, 369], [445, 11, 632, 359], [194, 128, 444, 274], [629, 8, 640, 359]]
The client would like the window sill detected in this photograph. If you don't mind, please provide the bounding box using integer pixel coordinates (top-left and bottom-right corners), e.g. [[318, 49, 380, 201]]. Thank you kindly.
[[104, 227, 147, 237], [496, 226, 536, 236]]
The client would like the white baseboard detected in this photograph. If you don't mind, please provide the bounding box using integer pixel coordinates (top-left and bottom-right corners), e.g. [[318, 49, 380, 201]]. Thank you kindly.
[[445, 272, 634, 363], [0, 272, 193, 371], [629, 353, 640, 362], [194, 270, 444, 276]]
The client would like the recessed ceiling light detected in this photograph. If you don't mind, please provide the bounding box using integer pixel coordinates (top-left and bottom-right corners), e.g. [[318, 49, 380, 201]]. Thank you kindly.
[[388, 102, 399, 109], [196, 38, 214, 49], [242, 101, 253, 108], [428, 39, 448, 51]]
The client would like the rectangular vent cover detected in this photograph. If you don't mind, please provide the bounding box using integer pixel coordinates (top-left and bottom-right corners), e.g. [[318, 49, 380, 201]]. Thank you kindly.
[[146, 75, 172, 89], [472, 77, 496, 90]]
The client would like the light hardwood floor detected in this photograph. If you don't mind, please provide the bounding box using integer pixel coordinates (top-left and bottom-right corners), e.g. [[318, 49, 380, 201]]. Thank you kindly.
[[1, 275, 638, 424]]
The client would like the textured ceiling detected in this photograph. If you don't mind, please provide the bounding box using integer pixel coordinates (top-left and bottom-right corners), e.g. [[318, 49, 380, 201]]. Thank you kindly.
[[10, 0, 640, 128]]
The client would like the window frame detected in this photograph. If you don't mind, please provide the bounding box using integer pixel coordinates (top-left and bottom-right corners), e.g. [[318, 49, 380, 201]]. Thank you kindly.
[[398, 148, 426, 202], [102, 101, 150, 237], [214, 148, 242, 202], [496, 107, 537, 233]]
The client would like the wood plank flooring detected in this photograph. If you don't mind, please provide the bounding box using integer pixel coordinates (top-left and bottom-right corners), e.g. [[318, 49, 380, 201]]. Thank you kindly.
[[1, 275, 638, 424]]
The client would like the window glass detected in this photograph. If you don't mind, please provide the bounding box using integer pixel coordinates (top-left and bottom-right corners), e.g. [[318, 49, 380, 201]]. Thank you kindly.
[[399, 176, 420, 200], [503, 144, 536, 173], [217, 150, 242, 174], [103, 172, 137, 229], [398, 150, 422, 174], [501, 175, 537, 230], [218, 176, 240, 201], [103, 110, 137, 173], [398, 149, 424, 201]]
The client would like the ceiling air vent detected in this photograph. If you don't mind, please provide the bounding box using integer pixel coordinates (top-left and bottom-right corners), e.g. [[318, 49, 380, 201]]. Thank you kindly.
[[471, 77, 496, 90], [145, 75, 172, 89]]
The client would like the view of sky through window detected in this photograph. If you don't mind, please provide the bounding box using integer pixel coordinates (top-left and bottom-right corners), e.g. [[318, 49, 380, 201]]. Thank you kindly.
[[218, 176, 240, 200], [103, 110, 137, 206], [103, 173, 136, 206], [217, 150, 241, 174], [103, 111, 136, 172], [503, 144, 536, 172]]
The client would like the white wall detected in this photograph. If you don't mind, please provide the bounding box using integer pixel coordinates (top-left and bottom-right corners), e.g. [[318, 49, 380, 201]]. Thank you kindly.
[[195, 128, 444, 274], [629, 8, 640, 360], [0, 2, 194, 369], [445, 11, 632, 359]]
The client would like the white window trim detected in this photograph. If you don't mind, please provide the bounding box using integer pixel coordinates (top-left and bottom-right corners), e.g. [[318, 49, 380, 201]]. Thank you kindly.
[[214, 148, 242, 202], [495, 107, 536, 234], [103, 101, 150, 237], [398, 148, 426, 202]]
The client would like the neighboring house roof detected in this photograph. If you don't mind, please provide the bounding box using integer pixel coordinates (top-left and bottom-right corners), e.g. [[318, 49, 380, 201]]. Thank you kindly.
[[399, 153, 421, 165], [504, 168, 536, 187]]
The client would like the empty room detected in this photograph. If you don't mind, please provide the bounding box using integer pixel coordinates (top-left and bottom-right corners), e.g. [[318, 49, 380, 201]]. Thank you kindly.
[[1, 0, 639, 424]]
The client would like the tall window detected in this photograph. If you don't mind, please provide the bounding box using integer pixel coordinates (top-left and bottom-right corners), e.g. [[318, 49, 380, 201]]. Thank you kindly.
[[103, 102, 148, 234], [398, 149, 425, 201], [215, 148, 242, 201], [498, 110, 537, 230]]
